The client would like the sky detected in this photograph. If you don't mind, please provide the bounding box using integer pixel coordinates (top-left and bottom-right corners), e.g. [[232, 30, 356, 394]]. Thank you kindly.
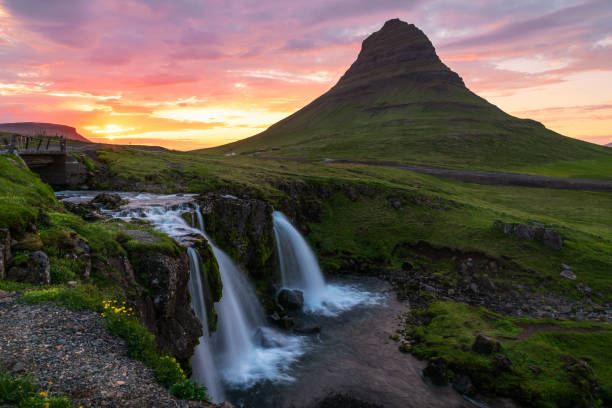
[[0, 0, 610, 150]]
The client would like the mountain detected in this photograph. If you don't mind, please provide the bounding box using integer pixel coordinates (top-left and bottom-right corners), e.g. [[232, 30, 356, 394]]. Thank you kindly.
[[0, 122, 90, 142], [211, 19, 611, 171]]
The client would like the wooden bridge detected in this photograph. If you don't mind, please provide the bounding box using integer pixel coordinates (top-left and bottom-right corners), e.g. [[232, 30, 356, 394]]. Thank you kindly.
[[1, 134, 87, 187], [2, 133, 67, 157]]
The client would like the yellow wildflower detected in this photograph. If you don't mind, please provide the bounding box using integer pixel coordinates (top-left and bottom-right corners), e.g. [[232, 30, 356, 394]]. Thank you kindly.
[[39, 391, 47, 397]]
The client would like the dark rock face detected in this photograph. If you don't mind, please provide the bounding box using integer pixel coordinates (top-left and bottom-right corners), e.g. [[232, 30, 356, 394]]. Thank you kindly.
[[0, 228, 11, 279], [92, 193, 127, 210], [422, 357, 448, 385], [277, 288, 304, 310], [494, 353, 512, 371], [542, 228, 563, 250], [7, 250, 50, 285], [129, 251, 202, 365], [198, 193, 274, 278], [472, 334, 500, 355], [63, 201, 104, 221], [494, 220, 563, 249], [452, 375, 473, 395]]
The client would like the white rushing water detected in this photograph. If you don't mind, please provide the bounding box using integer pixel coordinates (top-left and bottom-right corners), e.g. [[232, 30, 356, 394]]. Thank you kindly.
[[187, 247, 224, 402], [273, 211, 384, 316], [55, 192, 306, 402]]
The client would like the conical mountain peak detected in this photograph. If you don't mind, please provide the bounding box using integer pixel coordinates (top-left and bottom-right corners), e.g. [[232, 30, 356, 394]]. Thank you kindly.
[[332, 18, 464, 95]]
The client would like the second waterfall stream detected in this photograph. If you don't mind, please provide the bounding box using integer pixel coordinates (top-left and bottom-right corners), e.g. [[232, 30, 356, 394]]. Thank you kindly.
[[273, 211, 383, 316]]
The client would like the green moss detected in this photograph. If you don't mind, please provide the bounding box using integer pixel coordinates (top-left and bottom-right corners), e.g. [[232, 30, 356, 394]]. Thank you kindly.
[[193, 240, 222, 332], [406, 301, 611, 407], [12, 233, 43, 251], [20, 285, 106, 312], [0, 155, 56, 231]]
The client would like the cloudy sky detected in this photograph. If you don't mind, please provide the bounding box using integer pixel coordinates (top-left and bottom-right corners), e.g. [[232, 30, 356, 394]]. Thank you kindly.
[[0, 0, 610, 149]]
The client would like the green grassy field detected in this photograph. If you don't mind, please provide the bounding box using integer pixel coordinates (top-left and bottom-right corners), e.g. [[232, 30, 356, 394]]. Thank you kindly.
[[404, 301, 612, 407], [94, 148, 612, 302]]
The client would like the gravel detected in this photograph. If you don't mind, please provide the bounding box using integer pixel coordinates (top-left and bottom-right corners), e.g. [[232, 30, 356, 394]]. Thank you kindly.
[[0, 292, 218, 408]]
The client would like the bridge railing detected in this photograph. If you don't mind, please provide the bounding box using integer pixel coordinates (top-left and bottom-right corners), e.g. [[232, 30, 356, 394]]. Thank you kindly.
[[2, 134, 67, 154]]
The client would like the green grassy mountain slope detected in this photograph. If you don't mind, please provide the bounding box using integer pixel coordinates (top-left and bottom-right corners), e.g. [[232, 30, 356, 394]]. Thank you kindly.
[[210, 19, 611, 172]]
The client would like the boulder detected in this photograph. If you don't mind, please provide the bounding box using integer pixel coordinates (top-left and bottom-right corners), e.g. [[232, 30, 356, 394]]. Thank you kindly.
[[472, 334, 500, 354], [542, 229, 563, 249], [422, 358, 448, 385], [277, 288, 304, 310], [63, 201, 104, 221], [494, 353, 512, 370], [91, 193, 126, 210], [560, 269, 577, 280], [7, 251, 50, 285], [452, 375, 473, 395], [514, 224, 537, 241]]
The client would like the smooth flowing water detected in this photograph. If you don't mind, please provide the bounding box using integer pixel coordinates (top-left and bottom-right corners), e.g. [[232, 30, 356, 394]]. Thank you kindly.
[[187, 247, 224, 402], [273, 211, 383, 315]]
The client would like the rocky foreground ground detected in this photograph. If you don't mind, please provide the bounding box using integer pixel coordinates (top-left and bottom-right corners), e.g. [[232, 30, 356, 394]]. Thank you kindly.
[[0, 291, 221, 408]]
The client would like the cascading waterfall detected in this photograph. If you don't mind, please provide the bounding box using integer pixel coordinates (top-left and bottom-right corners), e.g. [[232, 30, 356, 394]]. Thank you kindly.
[[194, 205, 304, 387], [273, 211, 326, 296], [65, 193, 305, 400], [187, 248, 224, 402], [273, 210, 384, 315]]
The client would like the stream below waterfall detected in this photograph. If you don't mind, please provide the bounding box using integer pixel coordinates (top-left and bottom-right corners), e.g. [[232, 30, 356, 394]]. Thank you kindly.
[[55, 191, 510, 408]]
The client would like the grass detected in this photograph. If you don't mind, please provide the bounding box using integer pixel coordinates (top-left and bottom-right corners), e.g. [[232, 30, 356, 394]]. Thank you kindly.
[[92, 148, 612, 301], [0, 155, 56, 231], [0, 367, 72, 407], [404, 301, 612, 407]]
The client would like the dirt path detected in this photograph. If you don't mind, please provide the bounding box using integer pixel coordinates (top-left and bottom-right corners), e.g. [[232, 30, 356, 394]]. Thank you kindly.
[[322, 159, 612, 192]]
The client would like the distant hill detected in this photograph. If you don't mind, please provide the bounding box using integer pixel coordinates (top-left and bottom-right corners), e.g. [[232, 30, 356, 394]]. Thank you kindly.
[[0, 122, 90, 142], [606, 142, 612, 147], [210, 19, 611, 171]]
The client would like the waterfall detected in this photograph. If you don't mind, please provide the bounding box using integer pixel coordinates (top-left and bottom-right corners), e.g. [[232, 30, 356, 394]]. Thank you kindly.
[[273, 211, 326, 298], [55, 192, 306, 398], [194, 205, 304, 387], [273, 211, 384, 316], [187, 248, 224, 402]]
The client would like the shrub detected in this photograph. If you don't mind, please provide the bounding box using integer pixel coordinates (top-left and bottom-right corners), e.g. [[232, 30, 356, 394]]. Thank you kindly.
[[0, 368, 72, 407], [169, 379, 209, 402]]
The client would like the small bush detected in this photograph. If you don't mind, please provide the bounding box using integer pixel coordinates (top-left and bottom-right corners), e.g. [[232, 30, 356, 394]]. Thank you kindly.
[[0, 368, 72, 407], [169, 379, 209, 402], [49, 258, 79, 284]]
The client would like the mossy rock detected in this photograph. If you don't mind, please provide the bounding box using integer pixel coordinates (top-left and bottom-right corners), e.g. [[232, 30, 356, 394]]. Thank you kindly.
[[13, 233, 43, 251], [193, 239, 222, 332]]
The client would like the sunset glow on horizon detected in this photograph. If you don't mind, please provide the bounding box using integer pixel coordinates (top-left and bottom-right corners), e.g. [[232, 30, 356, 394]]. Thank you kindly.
[[0, 0, 611, 150]]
